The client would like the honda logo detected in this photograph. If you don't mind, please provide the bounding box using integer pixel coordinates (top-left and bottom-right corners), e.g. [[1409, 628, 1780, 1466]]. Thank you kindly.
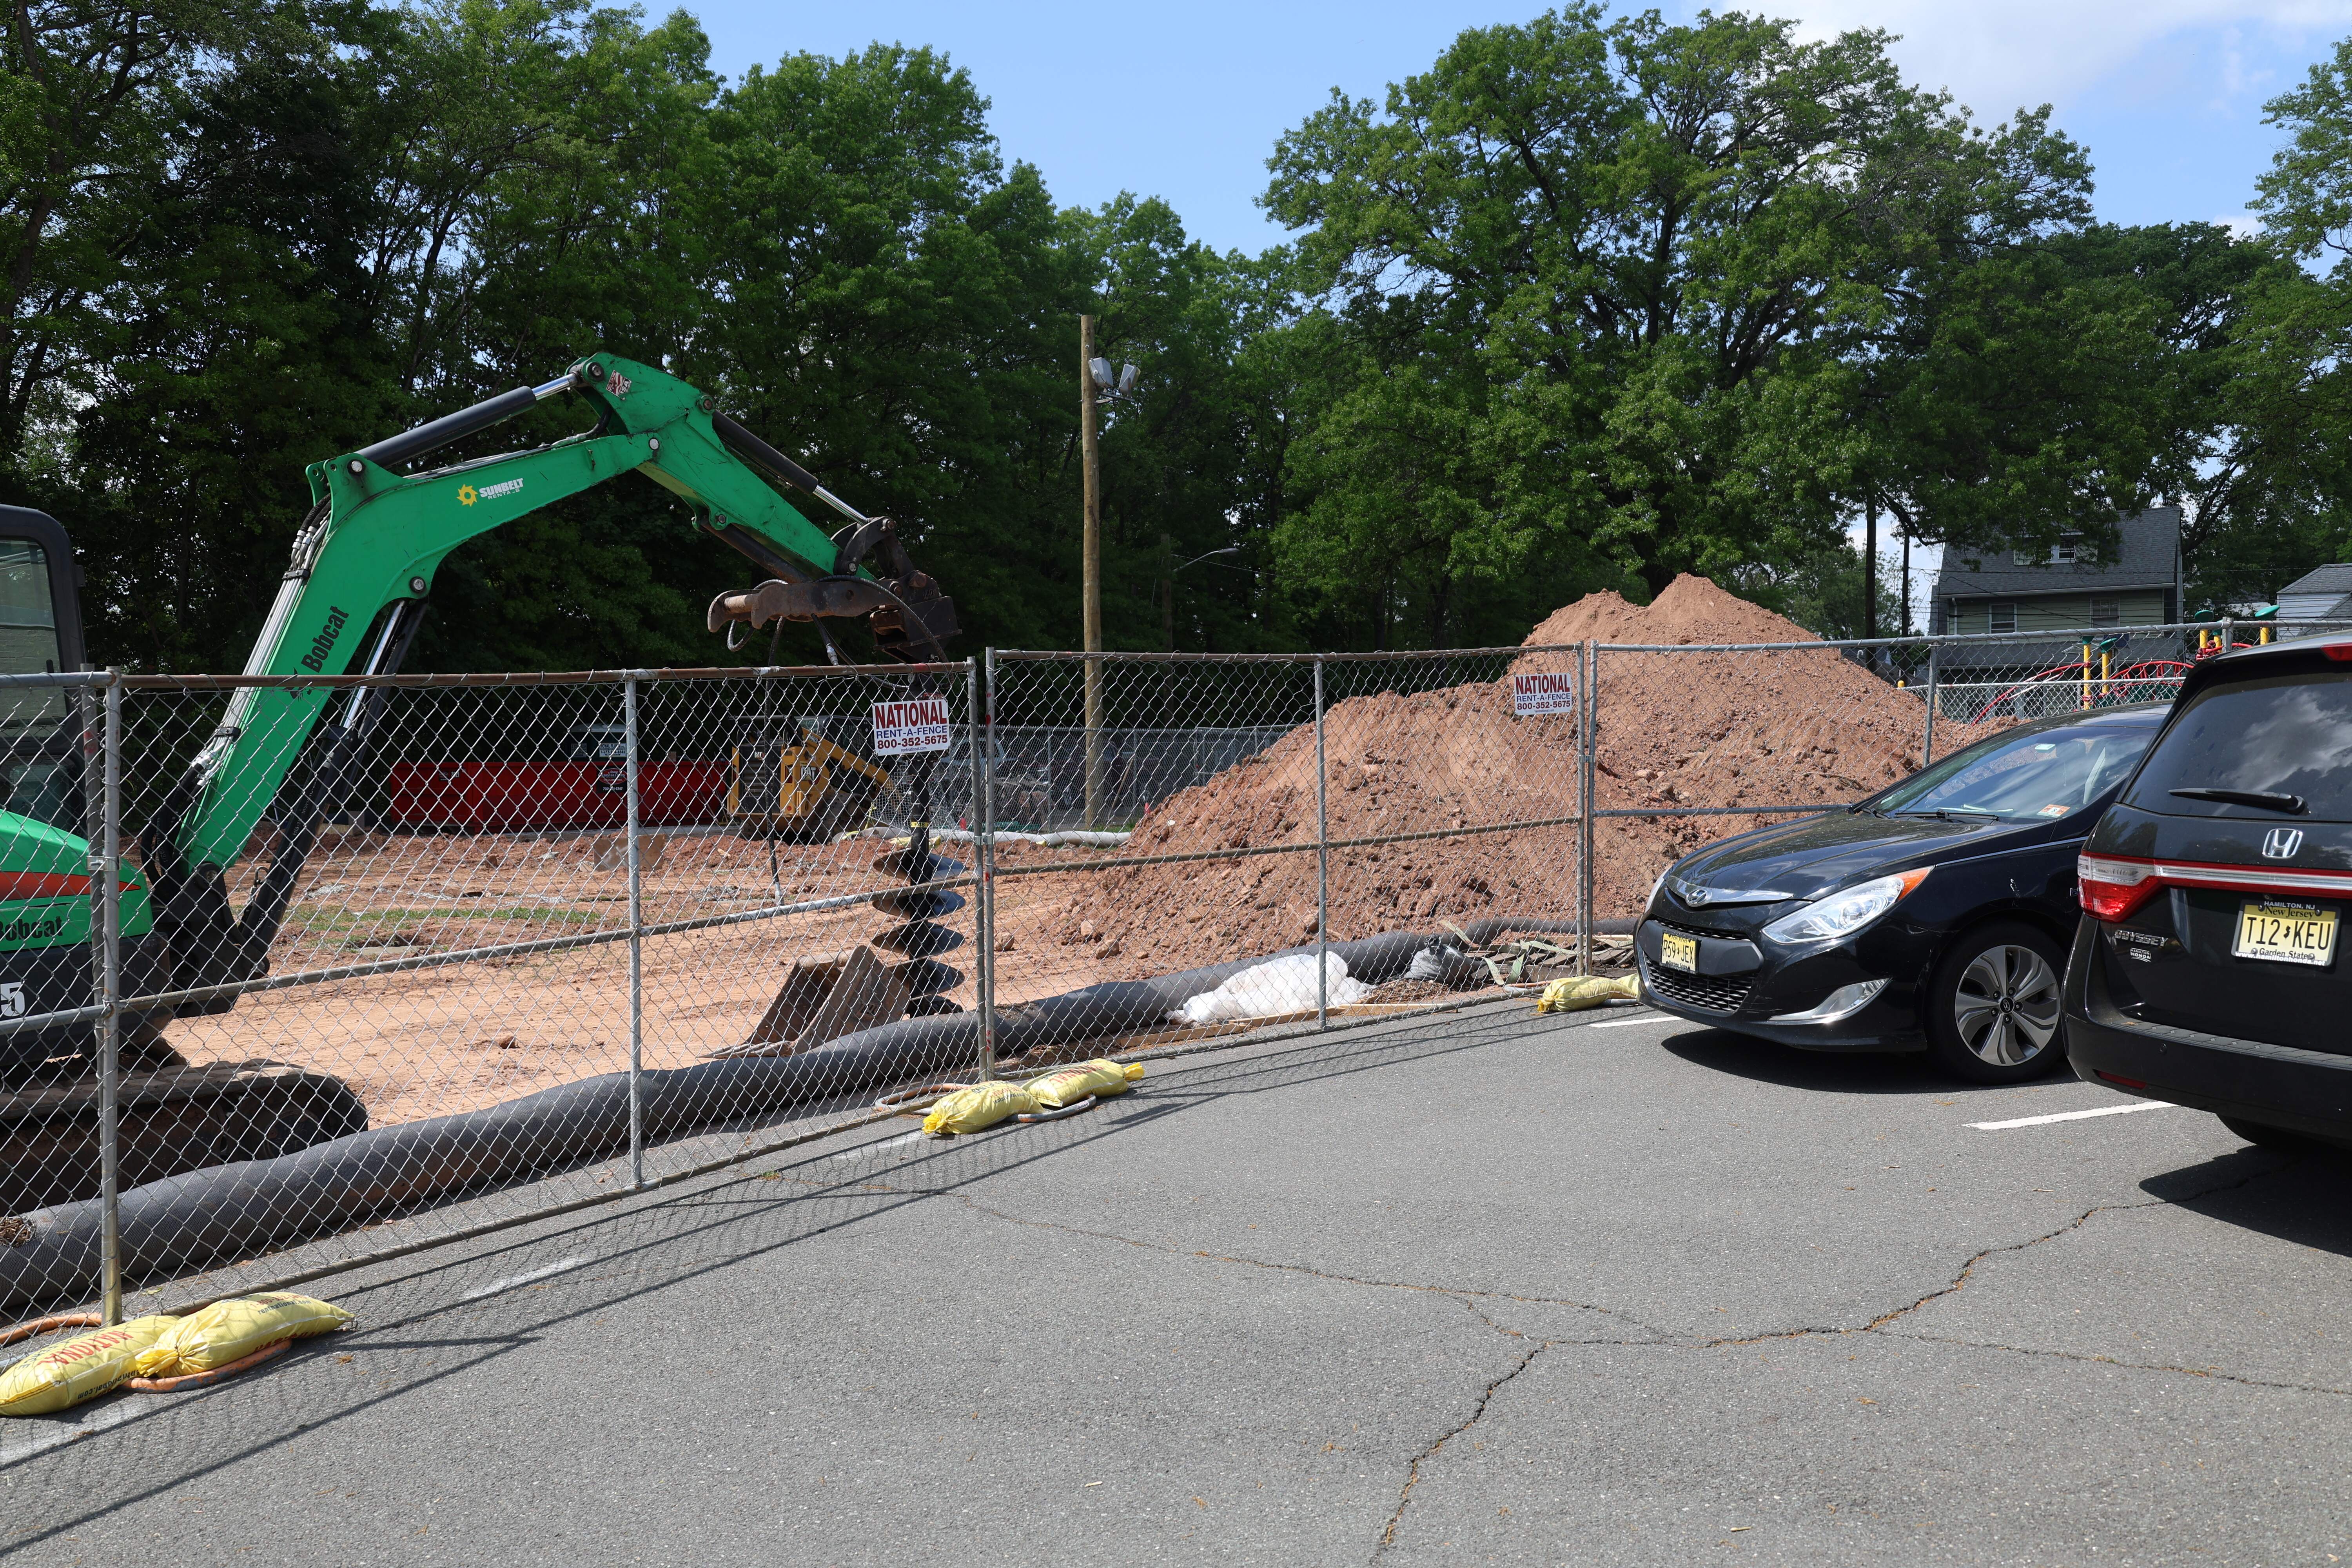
[[2263, 828, 2305, 860]]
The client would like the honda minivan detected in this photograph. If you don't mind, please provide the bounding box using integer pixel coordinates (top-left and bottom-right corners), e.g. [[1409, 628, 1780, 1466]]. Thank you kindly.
[[2065, 637, 2352, 1149]]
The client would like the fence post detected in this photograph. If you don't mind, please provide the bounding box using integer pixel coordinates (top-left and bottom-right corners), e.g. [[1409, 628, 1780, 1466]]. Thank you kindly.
[[96, 675, 122, 1325], [973, 657, 996, 1081], [624, 673, 643, 1191], [1922, 642, 1938, 765], [1578, 641, 1595, 978], [1314, 655, 1328, 1030]]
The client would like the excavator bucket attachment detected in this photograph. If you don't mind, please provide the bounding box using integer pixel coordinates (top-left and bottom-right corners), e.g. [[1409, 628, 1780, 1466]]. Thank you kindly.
[[708, 945, 911, 1060]]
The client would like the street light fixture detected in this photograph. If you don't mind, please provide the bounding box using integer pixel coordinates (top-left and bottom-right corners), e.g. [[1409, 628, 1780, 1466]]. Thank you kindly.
[[1078, 323, 1141, 828]]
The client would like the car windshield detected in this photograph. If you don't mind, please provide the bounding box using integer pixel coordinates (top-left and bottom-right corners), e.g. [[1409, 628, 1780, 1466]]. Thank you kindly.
[[2120, 668, 2352, 821], [1870, 722, 2154, 822]]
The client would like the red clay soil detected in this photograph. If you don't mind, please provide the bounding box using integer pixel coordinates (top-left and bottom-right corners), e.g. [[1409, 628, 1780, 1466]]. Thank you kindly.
[[1013, 575, 2002, 979]]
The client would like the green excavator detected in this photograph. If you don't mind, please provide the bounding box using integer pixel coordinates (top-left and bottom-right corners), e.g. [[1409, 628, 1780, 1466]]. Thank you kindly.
[[0, 354, 962, 1209]]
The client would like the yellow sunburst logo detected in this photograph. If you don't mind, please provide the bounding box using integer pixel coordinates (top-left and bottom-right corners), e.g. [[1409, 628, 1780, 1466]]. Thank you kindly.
[[457, 485, 478, 507]]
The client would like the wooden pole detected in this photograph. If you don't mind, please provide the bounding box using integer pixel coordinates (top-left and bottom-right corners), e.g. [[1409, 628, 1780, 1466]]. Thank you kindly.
[[1864, 499, 1879, 644], [1080, 314, 1104, 829]]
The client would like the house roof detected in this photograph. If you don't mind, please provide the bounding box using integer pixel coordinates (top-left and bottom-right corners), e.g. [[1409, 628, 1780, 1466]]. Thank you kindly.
[[1932, 506, 2181, 600], [2278, 563, 2352, 599]]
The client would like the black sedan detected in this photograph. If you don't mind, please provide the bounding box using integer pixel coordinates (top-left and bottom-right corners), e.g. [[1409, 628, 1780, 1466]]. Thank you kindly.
[[1635, 703, 2166, 1083]]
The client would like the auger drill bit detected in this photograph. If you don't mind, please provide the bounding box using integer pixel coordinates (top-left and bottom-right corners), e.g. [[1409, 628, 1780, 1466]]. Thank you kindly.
[[869, 746, 967, 1014]]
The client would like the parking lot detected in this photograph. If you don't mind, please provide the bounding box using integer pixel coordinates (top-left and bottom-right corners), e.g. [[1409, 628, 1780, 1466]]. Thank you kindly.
[[3, 999, 2347, 1566]]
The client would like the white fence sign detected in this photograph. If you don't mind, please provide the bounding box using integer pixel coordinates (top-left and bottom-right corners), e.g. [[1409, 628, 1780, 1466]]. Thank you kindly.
[[871, 695, 954, 756], [1510, 671, 1576, 718]]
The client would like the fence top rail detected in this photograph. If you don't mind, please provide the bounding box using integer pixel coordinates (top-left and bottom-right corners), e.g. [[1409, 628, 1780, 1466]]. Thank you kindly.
[[990, 644, 1583, 666], [1597, 618, 2352, 657], [0, 670, 112, 687], [115, 661, 969, 690]]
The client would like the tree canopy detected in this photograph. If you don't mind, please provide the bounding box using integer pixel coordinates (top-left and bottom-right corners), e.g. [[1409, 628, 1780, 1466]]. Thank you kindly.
[[4, 1, 2351, 668]]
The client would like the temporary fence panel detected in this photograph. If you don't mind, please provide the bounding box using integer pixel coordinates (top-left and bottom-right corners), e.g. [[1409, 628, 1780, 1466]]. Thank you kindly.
[[0, 663, 978, 1327], [976, 648, 1593, 1068], [1584, 618, 2352, 937], [9, 613, 2348, 1328]]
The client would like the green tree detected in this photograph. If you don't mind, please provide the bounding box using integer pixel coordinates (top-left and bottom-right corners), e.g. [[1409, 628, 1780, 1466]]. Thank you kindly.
[[1259, 6, 2174, 642]]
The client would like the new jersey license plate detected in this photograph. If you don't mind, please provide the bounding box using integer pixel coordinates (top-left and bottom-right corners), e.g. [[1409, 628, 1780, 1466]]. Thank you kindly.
[[2232, 900, 2339, 968], [1660, 931, 1699, 974]]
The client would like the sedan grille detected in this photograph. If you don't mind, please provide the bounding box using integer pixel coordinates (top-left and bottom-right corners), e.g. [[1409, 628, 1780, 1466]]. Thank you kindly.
[[1646, 965, 1754, 1014]]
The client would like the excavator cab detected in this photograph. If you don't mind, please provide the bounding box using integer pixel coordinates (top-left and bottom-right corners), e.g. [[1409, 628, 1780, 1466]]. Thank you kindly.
[[0, 507, 87, 833]]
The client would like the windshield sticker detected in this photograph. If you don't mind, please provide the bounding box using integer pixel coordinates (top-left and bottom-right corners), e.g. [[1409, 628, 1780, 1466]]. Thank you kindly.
[[2037, 804, 2069, 817]]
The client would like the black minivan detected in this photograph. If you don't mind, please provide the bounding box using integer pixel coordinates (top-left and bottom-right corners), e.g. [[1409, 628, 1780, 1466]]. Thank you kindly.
[[2065, 637, 2352, 1149]]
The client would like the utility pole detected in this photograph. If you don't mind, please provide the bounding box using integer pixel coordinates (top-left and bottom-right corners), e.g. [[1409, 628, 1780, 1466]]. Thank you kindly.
[[1080, 314, 1104, 829], [1900, 522, 1911, 638], [1864, 497, 1879, 644]]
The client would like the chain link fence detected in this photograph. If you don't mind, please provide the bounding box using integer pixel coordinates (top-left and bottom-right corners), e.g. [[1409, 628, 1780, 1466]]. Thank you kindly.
[[1583, 618, 2352, 938], [0, 615, 2340, 1330]]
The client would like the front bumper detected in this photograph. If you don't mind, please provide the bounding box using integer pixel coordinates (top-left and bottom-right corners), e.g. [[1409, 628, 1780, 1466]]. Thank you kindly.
[[2064, 920, 2352, 1137], [1636, 918, 1927, 1052]]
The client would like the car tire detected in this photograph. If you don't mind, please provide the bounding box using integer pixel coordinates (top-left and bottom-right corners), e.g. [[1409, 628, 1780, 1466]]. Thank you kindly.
[[1925, 919, 2069, 1084]]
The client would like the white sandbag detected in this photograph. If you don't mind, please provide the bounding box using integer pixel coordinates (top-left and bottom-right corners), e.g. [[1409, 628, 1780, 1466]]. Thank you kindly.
[[1172, 953, 1370, 1024]]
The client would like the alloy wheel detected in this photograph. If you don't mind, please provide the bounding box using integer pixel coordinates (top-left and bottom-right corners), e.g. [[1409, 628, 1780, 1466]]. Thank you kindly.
[[1951, 944, 2061, 1067]]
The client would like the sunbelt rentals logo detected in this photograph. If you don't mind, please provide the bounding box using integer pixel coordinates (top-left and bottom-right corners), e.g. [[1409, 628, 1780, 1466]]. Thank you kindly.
[[457, 478, 524, 508]]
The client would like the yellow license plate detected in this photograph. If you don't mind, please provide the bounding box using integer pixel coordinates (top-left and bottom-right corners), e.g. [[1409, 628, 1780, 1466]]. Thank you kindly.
[[2232, 901, 2338, 968], [1660, 931, 1698, 974]]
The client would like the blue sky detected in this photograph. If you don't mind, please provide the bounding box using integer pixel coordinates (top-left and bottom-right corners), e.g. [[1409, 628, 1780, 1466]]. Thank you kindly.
[[686, 0, 2352, 256]]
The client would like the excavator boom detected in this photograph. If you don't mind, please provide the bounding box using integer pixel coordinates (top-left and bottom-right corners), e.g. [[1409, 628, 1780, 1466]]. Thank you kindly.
[[147, 352, 956, 1006]]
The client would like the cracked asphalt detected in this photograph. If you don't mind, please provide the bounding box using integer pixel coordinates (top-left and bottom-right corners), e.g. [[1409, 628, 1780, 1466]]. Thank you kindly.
[[3, 997, 2349, 1565]]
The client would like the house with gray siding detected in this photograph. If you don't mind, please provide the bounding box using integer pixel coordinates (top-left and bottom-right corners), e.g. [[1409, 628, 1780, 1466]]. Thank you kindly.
[[1929, 508, 2182, 673], [2273, 563, 2352, 628]]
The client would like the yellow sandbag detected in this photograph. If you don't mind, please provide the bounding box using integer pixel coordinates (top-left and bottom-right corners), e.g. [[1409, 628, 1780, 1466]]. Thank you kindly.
[[0, 1316, 178, 1416], [131, 1293, 351, 1379], [1023, 1058, 1144, 1109], [1536, 975, 1642, 1014], [921, 1080, 1037, 1136]]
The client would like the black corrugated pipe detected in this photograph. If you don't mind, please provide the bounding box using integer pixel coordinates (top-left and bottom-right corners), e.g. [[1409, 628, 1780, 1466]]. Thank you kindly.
[[0, 932, 1443, 1310]]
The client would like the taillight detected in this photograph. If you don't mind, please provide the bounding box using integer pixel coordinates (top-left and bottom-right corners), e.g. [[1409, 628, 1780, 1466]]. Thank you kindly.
[[2077, 853, 2161, 922], [2325, 642, 2352, 662]]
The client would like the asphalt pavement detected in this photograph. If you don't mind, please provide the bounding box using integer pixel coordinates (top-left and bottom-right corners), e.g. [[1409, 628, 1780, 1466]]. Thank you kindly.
[[1, 998, 2346, 1566]]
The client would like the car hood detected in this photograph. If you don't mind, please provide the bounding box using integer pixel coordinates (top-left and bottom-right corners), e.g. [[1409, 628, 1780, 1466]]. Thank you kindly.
[[1662, 811, 2039, 916]]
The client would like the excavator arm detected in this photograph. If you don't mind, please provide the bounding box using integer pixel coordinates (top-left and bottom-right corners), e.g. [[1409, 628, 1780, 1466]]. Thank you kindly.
[[148, 352, 956, 1002]]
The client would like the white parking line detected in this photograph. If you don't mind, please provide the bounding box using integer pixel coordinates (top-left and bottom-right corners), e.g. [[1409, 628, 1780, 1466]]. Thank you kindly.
[[458, 1256, 588, 1302], [1969, 1102, 2174, 1131], [833, 1131, 925, 1159]]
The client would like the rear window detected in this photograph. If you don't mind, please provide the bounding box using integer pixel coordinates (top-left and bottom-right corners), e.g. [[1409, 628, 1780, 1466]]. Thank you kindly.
[[2122, 668, 2352, 821]]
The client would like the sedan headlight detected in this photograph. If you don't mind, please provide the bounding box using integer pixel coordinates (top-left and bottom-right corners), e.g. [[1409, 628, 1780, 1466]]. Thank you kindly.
[[1759, 868, 1932, 946]]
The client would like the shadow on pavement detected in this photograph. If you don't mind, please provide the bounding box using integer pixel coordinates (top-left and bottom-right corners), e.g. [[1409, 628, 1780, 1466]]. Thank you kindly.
[[2140, 1143, 2352, 1259], [1658, 1028, 2009, 1096], [0, 1003, 1569, 1553]]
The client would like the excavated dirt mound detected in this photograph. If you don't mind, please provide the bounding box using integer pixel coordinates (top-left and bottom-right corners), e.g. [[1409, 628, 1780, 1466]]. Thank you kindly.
[[1028, 575, 2000, 976]]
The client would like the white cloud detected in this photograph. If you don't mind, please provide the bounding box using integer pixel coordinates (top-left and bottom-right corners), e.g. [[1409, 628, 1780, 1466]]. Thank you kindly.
[[2215, 208, 2266, 236], [1781, 2, 2352, 119]]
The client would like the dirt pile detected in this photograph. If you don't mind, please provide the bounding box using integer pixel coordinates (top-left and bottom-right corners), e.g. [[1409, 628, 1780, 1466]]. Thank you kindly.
[[1026, 575, 1996, 977]]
